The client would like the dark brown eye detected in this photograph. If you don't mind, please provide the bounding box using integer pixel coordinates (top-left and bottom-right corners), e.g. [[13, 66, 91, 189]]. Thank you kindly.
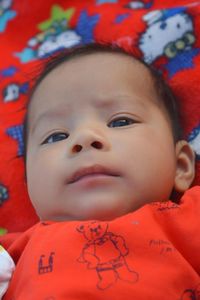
[[42, 132, 69, 144], [108, 117, 135, 128]]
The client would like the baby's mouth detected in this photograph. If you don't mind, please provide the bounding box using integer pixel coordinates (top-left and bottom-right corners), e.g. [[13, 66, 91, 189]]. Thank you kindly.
[[68, 164, 120, 184]]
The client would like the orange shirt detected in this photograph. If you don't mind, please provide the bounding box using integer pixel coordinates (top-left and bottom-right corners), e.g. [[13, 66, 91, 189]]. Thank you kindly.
[[1, 186, 200, 300]]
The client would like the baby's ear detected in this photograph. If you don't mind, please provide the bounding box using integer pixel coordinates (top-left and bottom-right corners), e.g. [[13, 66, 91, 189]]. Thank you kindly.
[[174, 140, 195, 192]]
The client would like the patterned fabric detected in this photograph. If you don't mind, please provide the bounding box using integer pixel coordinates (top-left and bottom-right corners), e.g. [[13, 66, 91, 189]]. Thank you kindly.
[[0, 245, 15, 300], [1, 186, 200, 299], [0, 0, 200, 233]]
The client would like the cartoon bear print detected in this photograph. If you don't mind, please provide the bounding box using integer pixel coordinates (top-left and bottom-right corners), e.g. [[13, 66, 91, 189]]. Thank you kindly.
[[77, 221, 138, 290], [180, 284, 200, 300]]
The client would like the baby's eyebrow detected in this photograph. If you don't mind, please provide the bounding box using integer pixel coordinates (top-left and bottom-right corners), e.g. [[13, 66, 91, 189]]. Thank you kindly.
[[93, 94, 139, 108], [93, 94, 150, 111], [30, 109, 69, 134], [93, 97, 119, 108]]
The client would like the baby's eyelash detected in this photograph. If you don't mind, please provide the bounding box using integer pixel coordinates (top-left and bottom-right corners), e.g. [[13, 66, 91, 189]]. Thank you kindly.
[[108, 116, 139, 128], [42, 132, 69, 144]]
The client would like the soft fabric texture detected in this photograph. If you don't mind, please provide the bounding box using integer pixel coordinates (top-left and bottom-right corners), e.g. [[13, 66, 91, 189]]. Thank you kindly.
[[0, 0, 200, 233], [0, 245, 15, 300], [0, 186, 200, 299]]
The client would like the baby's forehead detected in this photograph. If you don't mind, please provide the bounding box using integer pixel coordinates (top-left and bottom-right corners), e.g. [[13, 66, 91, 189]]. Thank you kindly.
[[51, 51, 152, 79], [28, 51, 159, 123], [32, 52, 156, 100]]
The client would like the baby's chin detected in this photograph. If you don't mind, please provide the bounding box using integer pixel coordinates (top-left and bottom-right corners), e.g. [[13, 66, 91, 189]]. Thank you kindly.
[[39, 204, 141, 222]]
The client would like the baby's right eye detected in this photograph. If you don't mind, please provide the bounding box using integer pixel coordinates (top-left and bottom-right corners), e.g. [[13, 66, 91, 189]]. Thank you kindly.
[[42, 132, 69, 144]]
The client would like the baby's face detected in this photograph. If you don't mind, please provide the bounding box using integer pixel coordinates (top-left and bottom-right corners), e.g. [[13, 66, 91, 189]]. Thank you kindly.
[[26, 52, 177, 221]]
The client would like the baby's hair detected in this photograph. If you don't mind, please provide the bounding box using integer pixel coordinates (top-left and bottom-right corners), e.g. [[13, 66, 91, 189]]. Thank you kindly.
[[23, 42, 183, 159]]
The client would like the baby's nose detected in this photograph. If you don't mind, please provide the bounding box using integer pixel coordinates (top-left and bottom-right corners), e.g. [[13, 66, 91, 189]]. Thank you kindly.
[[69, 128, 110, 154]]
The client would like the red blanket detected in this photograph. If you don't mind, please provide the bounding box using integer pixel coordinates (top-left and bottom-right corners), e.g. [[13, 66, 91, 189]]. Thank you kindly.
[[0, 0, 199, 233]]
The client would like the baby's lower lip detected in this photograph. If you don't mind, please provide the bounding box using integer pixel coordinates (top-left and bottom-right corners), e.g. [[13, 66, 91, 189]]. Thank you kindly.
[[70, 173, 119, 186]]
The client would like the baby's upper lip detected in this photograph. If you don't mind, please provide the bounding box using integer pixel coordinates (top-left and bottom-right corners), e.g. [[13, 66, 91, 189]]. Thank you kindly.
[[68, 164, 120, 184]]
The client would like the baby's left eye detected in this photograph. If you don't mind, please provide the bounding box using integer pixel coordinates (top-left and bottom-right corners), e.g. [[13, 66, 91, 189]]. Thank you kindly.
[[42, 132, 69, 144], [108, 117, 136, 128]]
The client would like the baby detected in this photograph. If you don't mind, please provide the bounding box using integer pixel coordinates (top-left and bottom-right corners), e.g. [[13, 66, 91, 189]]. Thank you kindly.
[[1, 43, 199, 300]]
